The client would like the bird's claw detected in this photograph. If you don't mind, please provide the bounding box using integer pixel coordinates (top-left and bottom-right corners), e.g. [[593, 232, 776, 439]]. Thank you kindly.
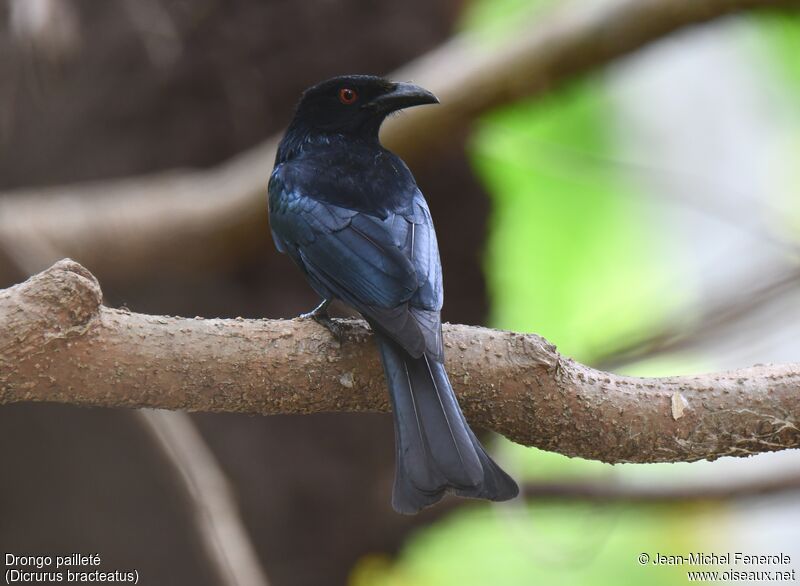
[[311, 314, 346, 344], [299, 299, 345, 343]]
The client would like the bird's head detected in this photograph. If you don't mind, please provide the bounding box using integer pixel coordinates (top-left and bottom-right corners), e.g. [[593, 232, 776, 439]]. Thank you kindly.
[[289, 74, 439, 136]]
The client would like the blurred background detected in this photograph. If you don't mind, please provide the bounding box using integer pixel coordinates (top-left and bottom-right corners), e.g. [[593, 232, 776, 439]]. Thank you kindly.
[[1, 0, 799, 584]]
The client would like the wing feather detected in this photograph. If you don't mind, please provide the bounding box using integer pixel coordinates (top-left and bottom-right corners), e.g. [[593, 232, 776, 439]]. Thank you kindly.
[[269, 168, 443, 358]]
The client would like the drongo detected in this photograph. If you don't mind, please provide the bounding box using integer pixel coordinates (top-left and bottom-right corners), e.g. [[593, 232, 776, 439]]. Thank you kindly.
[[268, 75, 518, 513]]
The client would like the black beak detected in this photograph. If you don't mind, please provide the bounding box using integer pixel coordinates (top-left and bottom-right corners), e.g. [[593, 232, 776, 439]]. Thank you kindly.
[[365, 82, 439, 112]]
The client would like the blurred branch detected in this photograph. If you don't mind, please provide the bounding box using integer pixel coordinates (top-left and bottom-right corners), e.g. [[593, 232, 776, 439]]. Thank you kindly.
[[522, 473, 800, 503], [2, 0, 798, 285], [383, 0, 800, 155], [594, 266, 800, 370], [3, 260, 799, 464], [139, 410, 270, 586], [10, 0, 81, 60]]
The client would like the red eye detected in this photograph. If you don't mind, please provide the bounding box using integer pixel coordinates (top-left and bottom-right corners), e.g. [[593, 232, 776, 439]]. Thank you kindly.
[[338, 88, 358, 104]]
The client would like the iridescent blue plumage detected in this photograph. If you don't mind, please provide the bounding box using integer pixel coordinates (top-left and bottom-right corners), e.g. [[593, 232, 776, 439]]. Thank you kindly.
[[268, 75, 518, 513]]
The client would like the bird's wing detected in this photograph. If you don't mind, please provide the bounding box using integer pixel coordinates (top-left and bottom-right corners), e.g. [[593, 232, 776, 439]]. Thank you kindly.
[[269, 170, 443, 359]]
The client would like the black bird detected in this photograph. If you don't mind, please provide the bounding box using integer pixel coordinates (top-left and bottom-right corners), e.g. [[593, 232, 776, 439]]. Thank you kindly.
[[268, 75, 519, 513]]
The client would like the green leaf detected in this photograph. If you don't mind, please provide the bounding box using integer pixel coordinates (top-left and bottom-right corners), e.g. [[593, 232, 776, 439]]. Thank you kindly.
[[471, 83, 684, 362]]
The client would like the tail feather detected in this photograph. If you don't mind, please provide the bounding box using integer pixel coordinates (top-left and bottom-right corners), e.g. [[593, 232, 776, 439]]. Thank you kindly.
[[378, 336, 519, 514]]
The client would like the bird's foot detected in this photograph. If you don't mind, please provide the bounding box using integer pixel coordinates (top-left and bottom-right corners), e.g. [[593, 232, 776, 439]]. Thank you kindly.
[[299, 299, 331, 320], [300, 300, 345, 343], [312, 314, 347, 344]]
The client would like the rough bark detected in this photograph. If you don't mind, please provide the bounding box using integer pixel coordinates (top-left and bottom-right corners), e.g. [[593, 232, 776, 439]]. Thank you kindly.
[[2, 260, 799, 464], [1, 0, 798, 285]]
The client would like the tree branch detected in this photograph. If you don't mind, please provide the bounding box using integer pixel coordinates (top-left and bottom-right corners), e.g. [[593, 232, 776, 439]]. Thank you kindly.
[[593, 266, 800, 370], [522, 472, 800, 503], [1, 0, 797, 285], [138, 410, 270, 586], [2, 260, 799, 464]]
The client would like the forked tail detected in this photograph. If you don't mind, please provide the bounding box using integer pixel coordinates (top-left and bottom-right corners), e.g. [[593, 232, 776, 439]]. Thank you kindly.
[[377, 336, 519, 514]]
